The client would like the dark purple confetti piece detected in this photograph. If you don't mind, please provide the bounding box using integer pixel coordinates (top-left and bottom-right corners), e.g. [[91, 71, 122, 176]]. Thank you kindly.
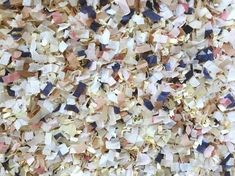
[[3, 0, 11, 9], [182, 24, 193, 34], [184, 7, 194, 14], [144, 55, 157, 66], [157, 79, 162, 84], [65, 104, 79, 113], [8, 28, 23, 40], [41, 82, 53, 96], [53, 104, 61, 112], [194, 69, 202, 73], [178, 60, 186, 68], [77, 50, 87, 57], [82, 59, 92, 68], [112, 63, 120, 72], [113, 106, 120, 114], [203, 68, 212, 79], [225, 171, 231, 176], [205, 29, 213, 38], [79, 0, 87, 7], [11, 34, 22, 40], [132, 88, 138, 97], [225, 94, 235, 108], [143, 99, 154, 110], [224, 94, 234, 102], [155, 153, 164, 163], [170, 77, 180, 84], [8, 28, 23, 34], [183, 64, 194, 83], [143, 9, 161, 23], [146, 0, 153, 10], [164, 63, 171, 71], [81, 6, 96, 19], [2, 159, 9, 170], [90, 21, 102, 32], [157, 92, 170, 102], [90, 122, 97, 129], [73, 82, 86, 98], [54, 133, 64, 140], [196, 141, 209, 153], [6, 86, 15, 97], [100, 0, 109, 7], [20, 51, 31, 57], [99, 43, 106, 51], [221, 153, 233, 169], [120, 9, 134, 25], [195, 47, 214, 63]]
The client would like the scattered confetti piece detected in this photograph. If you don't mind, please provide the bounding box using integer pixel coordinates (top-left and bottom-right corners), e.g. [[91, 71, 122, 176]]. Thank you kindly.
[[0, 52, 11, 65], [73, 82, 86, 98], [2, 72, 21, 84], [81, 5, 96, 19], [120, 9, 134, 25], [195, 47, 214, 63], [155, 152, 164, 163], [143, 98, 154, 110], [64, 104, 79, 113], [182, 24, 193, 34], [196, 141, 209, 153], [113, 106, 120, 114], [90, 21, 102, 32], [143, 9, 161, 23], [157, 91, 170, 102], [144, 55, 157, 66], [41, 82, 53, 96]]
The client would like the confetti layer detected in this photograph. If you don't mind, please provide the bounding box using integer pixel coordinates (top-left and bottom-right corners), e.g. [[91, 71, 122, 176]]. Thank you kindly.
[[0, 0, 235, 175]]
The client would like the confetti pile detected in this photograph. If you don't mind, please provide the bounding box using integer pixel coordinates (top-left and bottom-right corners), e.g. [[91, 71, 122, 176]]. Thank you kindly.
[[1, 0, 235, 175]]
